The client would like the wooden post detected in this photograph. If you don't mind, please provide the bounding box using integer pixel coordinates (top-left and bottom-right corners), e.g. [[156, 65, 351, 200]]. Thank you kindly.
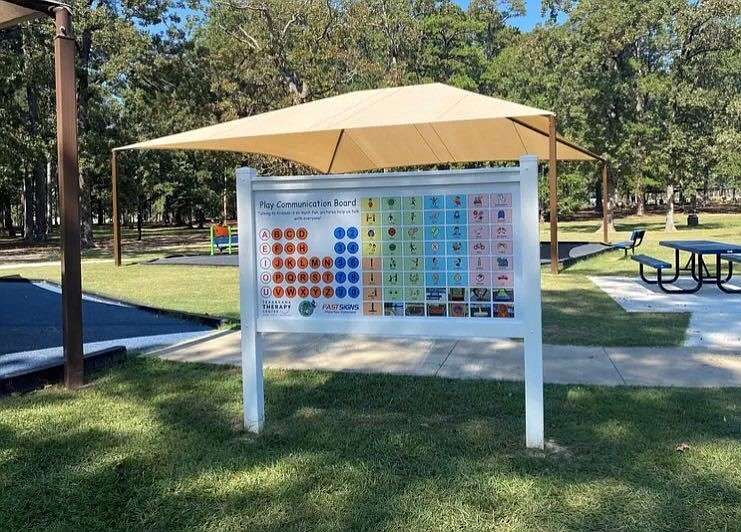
[[602, 161, 609, 244], [548, 115, 558, 274], [111, 150, 121, 266], [54, 6, 84, 388]]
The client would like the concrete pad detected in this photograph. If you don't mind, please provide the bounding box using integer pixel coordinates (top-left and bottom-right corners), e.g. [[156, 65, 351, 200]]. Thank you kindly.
[[590, 275, 741, 349], [606, 347, 741, 387]]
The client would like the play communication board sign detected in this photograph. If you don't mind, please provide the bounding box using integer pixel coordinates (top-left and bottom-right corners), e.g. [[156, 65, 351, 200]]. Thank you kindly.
[[253, 187, 518, 322], [236, 157, 544, 449]]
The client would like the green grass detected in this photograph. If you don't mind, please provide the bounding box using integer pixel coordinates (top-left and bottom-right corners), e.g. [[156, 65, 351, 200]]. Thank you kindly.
[[1, 358, 739, 531], [6, 212, 741, 346]]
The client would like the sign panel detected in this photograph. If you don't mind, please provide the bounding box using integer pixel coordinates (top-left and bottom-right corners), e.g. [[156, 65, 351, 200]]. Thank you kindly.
[[252, 186, 519, 323], [236, 157, 543, 449]]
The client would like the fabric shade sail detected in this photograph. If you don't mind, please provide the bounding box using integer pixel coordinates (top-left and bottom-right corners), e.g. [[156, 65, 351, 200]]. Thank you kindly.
[[116, 83, 601, 173], [0, 0, 66, 29]]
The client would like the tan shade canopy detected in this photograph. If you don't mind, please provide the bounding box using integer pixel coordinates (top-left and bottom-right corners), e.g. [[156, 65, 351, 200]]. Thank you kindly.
[[117, 83, 601, 173], [0, 0, 66, 29]]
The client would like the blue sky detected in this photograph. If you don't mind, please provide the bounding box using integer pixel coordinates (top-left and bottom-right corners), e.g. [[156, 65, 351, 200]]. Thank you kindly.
[[454, 0, 561, 31], [150, 0, 561, 35]]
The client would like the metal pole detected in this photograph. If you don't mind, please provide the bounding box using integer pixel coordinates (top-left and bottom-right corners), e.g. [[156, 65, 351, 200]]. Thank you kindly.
[[548, 115, 558, 274], [602, 161, 609, 244], [111, 151, 121, 266], [54, 6, 83, 388]]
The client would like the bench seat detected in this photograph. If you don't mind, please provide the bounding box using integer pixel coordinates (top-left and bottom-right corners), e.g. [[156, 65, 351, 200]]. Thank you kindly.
[[721, 253, 741, 264], [631, 254, 671, 270], [612, 239, 634, 250]]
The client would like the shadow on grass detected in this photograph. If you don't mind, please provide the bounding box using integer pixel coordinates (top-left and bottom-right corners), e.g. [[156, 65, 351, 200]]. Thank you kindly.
[[542, 285, 688, 346], [1, 358, 738, 530]]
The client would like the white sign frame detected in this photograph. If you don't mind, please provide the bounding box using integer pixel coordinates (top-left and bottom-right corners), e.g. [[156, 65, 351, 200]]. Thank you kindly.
[[236, 155, 543, 448]]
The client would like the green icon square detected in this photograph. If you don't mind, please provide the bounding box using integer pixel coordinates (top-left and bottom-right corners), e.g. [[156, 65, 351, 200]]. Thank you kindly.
[[404, 257, 423, 271], [381, 225, 401, 241], [381, 197, 402, 211], [404, 241, 423, 256], [403, 196, 423, 210], [383, 257, 401, 270], [381, 211, 402, 227], [383, 273, 402, 288], [402, 210, 423, 226], [402, 225, 423, 241], [405, 272, 423, 286], [382, 242, 402, 257], [405, 286, 424, 301], [383, 287, 404, 300]]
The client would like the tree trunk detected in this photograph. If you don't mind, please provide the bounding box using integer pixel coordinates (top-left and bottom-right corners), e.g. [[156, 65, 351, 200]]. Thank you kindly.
[[97, 197, 104, 225], [79, 174, 94, 247], [23, 166, 34, 240], [665, 183, 677, 231], [3, 197, 15, 237], [32, 160, 46, 240], [136, 200, 143, 241], [77, 26, 95, 248], [25, 77, 47, 241], [635, 179, 645, 216]]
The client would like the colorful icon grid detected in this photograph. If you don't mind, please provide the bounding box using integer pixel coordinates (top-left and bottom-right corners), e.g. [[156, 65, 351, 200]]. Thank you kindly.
[[360, 193, 515, 318]]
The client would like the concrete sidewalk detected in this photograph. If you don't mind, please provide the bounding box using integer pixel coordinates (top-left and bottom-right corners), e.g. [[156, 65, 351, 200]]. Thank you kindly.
[[150, 331, 741, 387]]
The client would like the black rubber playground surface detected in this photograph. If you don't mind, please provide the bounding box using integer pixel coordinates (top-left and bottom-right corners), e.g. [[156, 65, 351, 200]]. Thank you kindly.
[[0, 279, 212, 357]]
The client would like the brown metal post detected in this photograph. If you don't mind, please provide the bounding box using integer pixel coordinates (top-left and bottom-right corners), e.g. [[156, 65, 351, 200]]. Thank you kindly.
[[548, 115, 558, 274], [111, 150, 121, 266], [54, 6, 83, 388], [602, 161, 609, 244]]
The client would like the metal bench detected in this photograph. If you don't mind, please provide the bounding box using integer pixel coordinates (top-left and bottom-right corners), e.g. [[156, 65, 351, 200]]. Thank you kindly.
[[631, 254, 672, 284], [613, 228, 646, 256], [721, 253, 741, 264]]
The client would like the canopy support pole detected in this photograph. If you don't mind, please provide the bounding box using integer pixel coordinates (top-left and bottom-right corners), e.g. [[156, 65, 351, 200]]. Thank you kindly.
[[548, 115, 558, 274], [54, 6, 83, 388], [602, 161, 609, 244], [112, 150, 121, 266]]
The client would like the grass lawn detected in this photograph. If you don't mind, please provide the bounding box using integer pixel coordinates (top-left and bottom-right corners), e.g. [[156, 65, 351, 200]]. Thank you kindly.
[[1, 358, 739, 531], [5, 212, 741, 346]]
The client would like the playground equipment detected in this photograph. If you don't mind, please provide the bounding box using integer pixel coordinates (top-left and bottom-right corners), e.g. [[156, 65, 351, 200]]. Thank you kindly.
[[210, 224, 239, 255]]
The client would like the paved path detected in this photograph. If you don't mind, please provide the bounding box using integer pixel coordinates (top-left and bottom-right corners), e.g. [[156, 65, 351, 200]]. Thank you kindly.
[[150, 331, 741, 387]]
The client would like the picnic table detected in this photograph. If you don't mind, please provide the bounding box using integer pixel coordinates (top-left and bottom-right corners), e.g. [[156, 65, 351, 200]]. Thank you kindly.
[[656, 240, 741, 294]]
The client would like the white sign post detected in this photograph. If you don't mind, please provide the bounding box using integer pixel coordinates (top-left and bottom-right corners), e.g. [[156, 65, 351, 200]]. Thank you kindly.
[[237, 155, 543, 448]]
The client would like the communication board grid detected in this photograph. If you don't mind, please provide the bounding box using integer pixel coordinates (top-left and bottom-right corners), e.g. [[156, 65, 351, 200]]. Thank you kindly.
[[237, 159, 544, 449], [253, 182, 520, 322]]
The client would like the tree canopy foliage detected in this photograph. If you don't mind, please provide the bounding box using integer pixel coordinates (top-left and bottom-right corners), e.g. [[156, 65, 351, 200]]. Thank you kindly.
[[0, 0, 738, 242]]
